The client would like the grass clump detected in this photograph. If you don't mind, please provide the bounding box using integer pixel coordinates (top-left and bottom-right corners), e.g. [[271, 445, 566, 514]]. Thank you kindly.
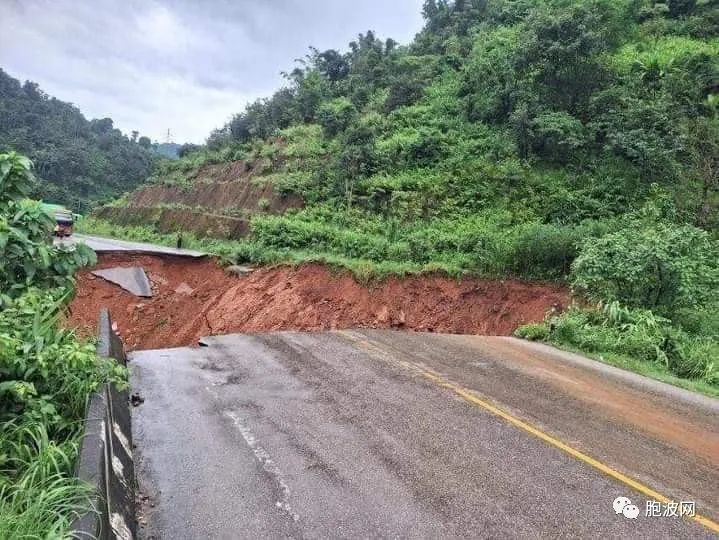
[[517, 302, 719, 396]]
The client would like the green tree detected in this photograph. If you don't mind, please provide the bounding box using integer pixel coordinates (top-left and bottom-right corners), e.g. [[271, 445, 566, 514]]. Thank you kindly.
[[517, 1, 621, 114], [318, 98, 357, 136], [0, 152, 96, 303], [687, 98, 719, 228], [668, 0, 696, 17], [572, 217, 719, 314]]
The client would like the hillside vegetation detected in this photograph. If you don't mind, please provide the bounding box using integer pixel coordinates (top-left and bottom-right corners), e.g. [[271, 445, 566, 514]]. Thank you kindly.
[[92, 0, 719, 390], [0, 69, 157, 212], [0, 152, 125, 535]]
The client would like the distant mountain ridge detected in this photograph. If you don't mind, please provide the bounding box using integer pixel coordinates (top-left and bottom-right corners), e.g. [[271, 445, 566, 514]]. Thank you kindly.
[[0, 68, 156, 212]]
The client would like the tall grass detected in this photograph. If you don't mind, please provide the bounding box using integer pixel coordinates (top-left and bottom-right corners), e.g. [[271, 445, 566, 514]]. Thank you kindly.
[[0, 290, 125, 537], [0, 421, 94, 538]]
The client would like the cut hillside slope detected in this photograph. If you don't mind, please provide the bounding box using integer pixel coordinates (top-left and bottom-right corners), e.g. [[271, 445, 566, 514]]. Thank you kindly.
[[67, 253, 568, 351], [128, 160, 303, 212], [94, 157, 303, 239], [95, 206, 250, 239]]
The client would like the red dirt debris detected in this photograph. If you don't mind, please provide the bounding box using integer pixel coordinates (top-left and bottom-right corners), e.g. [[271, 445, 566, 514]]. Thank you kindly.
[[67, 253, 569, 351]]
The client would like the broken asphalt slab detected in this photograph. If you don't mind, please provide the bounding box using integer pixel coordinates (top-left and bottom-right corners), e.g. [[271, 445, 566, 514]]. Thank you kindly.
[[92, 266, 153, 297]]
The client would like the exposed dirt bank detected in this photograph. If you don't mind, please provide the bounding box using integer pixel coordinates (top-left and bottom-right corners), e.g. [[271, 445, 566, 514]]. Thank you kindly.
[[95, 206, 249, 239], [67, 253, 569, 351], [126, 164, 303, 214], [94, 157, 303, 240]]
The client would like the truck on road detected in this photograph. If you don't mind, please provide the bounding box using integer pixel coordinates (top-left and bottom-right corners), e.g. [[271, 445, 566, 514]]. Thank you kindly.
[[41, 203, 75, 237]]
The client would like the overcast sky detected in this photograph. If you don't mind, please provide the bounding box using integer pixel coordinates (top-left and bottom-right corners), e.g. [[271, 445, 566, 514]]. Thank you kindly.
[[0, 0, 425, 144]]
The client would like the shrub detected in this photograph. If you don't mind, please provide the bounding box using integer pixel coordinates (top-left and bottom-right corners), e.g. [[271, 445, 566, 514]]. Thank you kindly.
[[0, 152, 118, 536], [0, 154, 96, 304], [280, 124, 326, 159], [515, 323, 550, 341], [266, 171, 316, 197], [0, 289, 125, 429], [318, 98, 357, 137], [529, 111, 586, 163], [257, 197, 271, 211], [668, 0, 696, 18], [508, 223, 580, 278], [571, 220, 719, 314]]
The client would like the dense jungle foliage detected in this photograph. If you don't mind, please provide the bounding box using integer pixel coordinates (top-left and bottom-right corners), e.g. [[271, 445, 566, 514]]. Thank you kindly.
[[0, 152, 125, 535], [126, 0, 719, 389], [0, 69, 156, 213]]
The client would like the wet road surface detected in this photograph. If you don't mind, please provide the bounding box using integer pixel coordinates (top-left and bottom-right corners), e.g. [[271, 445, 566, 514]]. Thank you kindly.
[[54, 233, 205, 257], [130, 331, 719, 538]]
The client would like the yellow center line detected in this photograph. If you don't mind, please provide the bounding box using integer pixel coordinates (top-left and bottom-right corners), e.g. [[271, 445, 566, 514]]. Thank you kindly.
[[338, 330, 719, 534]]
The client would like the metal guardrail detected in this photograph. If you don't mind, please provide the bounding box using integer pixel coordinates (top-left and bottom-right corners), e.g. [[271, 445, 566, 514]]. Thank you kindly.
[[71, 309, 136, 540]]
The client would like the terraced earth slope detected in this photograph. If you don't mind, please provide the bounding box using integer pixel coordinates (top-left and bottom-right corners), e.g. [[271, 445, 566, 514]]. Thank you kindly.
[[95, 151, 303, 239]]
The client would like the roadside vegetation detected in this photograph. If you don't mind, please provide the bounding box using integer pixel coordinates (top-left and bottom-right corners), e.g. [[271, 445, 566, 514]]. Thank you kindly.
[[77, 216, 241, 259], [77, 216, 466, 281], [0, 152, 126, 536], [86, 1, 719, 392], [516, 204, 719, 395]]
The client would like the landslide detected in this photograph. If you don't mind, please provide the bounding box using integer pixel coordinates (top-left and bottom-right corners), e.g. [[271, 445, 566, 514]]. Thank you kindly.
[[67, 253, 569, 351]]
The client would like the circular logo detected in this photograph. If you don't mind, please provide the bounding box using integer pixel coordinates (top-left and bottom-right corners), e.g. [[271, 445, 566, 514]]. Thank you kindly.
[[623, 504, 640, 519], [613, 496, 632, 514]]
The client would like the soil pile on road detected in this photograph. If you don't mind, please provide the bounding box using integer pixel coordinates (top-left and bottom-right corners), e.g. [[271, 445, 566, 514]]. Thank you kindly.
[[67, 253, 569, 351]]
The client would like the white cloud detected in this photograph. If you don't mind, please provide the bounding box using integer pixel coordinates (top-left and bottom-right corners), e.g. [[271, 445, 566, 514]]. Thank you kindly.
[[0, 0, 425, 144], [136, 4, 187, 52]]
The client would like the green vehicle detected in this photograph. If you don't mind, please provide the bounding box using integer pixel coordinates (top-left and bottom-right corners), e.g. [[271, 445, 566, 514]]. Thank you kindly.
[[41, 203, 76, 237]]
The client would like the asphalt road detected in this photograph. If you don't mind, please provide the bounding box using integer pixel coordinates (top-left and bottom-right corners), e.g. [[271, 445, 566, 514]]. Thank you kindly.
[[130, 331, 719, 539], [54, 233, 205, 257]]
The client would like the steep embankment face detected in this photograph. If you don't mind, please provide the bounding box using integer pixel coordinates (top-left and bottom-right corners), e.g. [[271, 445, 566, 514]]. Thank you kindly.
[[95, 157, 303, 239], [68, 253, 568, 351]]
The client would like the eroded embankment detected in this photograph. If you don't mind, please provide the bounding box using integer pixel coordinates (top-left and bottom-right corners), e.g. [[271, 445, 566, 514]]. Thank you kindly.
[[67, 253, 569, 351], [93, 158, 303, 240]]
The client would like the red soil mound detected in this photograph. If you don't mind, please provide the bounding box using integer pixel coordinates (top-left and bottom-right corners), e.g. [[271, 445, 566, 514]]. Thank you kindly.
[[67, 254, 569, 351]]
